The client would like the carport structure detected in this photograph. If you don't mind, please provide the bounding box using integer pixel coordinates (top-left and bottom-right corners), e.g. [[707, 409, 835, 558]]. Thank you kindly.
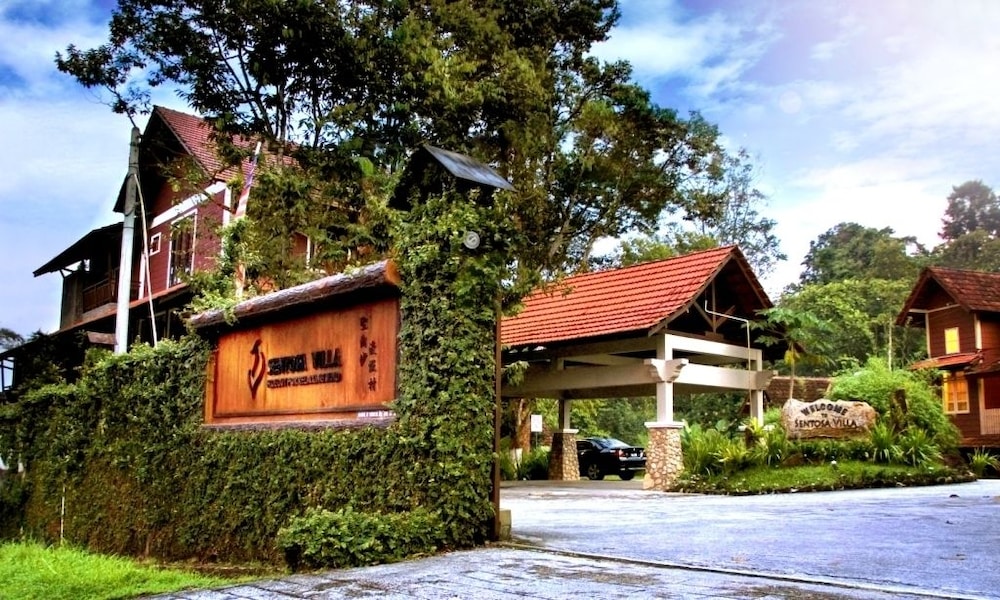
[[500, 246, 779, 490]]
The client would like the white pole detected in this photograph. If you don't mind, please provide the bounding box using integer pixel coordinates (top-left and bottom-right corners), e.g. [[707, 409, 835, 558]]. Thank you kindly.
[[114, 127, 141, 354]]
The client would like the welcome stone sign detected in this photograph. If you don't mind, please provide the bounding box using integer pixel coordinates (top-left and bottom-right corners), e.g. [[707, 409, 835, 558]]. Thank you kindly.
[[781, 398, 877, 439]]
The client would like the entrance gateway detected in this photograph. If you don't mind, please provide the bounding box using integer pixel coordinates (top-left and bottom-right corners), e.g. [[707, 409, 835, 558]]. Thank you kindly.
[[500, 246, 780, 490]]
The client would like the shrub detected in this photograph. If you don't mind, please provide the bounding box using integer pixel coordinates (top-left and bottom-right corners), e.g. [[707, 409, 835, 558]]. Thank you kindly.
[[517, 447, 550, 480], [276, 506, 444, 571], [681, 424, 727, 476], [869, 421, 900, 464], [751, 426, 788, 467], [968, 448, 999, 478], [829, 358, 959, 451], [715, 437, 750, 475], [897, 428, 941, 467]]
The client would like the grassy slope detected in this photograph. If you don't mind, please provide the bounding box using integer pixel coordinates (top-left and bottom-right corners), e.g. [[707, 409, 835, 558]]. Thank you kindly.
[[0, 542, 231, 600]]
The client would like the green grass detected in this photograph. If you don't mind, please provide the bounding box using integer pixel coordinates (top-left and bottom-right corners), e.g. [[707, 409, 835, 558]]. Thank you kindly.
[[674, 460, 973, 495], [0, 541, 232, 600]]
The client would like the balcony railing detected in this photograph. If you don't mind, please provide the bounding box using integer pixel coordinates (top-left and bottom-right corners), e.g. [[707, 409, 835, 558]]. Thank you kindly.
[[82, 273, 118, 312]]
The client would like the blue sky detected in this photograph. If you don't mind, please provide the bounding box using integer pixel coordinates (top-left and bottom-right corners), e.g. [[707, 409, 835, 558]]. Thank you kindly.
[[2, 0, 1000, 336]]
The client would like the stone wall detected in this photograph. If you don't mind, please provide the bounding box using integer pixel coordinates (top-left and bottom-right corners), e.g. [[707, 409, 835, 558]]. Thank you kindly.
[[547, 430, 580, 480], [643, 424, 683, 491]]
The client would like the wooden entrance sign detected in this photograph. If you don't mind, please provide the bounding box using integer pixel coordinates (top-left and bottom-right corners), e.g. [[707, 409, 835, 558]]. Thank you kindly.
[[192, 261, 400, 426]]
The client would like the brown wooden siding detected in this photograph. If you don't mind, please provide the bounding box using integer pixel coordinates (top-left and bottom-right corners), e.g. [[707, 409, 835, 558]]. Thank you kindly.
[[979, 314, 1000, 357], [927, 306, 975, 356], [192, 189, 226, 273]]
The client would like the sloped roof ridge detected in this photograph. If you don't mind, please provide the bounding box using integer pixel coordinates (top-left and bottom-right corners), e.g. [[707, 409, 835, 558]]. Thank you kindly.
[[563, 244, 738, 283], [502, 245, 764, 348]]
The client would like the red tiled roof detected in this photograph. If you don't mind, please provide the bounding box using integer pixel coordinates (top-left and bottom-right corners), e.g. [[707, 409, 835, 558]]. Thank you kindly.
[[501, 246, 767, 348], [154, 106, 253, 181], [898, 267, 1000, 325]]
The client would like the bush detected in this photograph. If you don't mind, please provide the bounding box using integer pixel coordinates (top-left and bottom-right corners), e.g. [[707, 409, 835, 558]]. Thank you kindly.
[[829, 358, 959, 451], [277, 506, 444, 571], [750, 426, 788, 467], [869, 421, 900, 464], [897, 428, 941, 467], [968, 448, 999, 478], [681, 424, 726, 476], [517, 447, 550, 480]]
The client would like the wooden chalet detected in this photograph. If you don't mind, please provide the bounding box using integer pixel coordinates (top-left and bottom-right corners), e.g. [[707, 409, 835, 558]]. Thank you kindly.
[[500, 246, 780, 487], [897, 266, 1000, 447], [31, 106, 308, 348]]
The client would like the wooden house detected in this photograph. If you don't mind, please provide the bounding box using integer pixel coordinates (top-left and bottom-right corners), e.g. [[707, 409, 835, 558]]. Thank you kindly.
[[32, 106, 289, 347], [897, 266, 1000, 447]]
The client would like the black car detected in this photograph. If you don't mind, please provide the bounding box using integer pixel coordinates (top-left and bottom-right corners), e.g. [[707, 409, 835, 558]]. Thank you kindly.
[[577, 437, 646, 480]]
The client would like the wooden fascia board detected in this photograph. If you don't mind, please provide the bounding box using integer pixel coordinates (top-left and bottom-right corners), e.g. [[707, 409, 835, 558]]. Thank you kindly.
[[673, 363, 775, 390], [502, 358, 688, 398]]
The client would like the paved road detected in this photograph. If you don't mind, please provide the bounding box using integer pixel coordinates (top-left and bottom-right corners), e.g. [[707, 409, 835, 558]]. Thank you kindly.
[[147, 480, 1000, 599], [501, 478, 1000, 599]]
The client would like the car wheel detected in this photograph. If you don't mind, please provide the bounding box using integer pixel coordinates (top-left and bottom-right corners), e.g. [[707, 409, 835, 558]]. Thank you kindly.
[[619, 471, 635, 481], [586, 463, 604, 480]]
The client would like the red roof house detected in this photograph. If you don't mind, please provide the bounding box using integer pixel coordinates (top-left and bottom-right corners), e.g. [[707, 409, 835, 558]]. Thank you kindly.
[[898, 266, 1000, 446], [32, 106, 285, 346]]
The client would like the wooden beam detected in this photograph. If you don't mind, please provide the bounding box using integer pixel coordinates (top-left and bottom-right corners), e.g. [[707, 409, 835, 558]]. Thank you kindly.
[[502, 358, 688, 397], [673, 364, 776, 390], [664, 333, 755, 361], [565, 354, 642, 366]]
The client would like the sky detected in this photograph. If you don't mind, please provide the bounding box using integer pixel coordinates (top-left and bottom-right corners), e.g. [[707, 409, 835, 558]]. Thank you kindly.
[[2, 0, 1000, 336]]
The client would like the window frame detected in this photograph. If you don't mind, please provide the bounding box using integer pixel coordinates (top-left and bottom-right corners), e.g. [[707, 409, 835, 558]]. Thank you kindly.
[[942, 371, 970, 415], [167, 215, 196, 288], [944, 327, 960, 355]]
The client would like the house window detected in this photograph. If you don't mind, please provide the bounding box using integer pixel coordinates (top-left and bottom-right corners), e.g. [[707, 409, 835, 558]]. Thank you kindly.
[[168, 216, 195, 287], [944, 327, 960, 354], [149, 233, 162, 255], [942, 372, 970, 414]]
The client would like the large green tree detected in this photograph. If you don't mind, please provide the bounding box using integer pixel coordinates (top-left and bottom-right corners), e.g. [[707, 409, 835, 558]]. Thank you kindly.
[[57, 0, 724, 289], [779, 279, 925, 372], [594, 147, 782, 274], [940, 180, 1000, 241], [798, 222, 924, 287], [932, 180, 1000, 271]]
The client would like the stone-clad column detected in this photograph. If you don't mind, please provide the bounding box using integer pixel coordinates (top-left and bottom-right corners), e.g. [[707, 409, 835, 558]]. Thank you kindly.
[[643, 421, 684, 490], [548, 429, 580, 480]]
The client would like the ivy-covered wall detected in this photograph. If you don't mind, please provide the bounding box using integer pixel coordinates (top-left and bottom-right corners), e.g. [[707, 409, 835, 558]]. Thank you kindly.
[[0, 188, 512, 564]]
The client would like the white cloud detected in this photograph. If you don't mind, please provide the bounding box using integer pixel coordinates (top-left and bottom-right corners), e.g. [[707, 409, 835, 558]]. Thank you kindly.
[[592, 0, 778, 102]]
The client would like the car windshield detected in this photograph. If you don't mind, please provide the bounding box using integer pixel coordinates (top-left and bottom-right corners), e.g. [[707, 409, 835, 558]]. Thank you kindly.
[[594, 438, 630, 449]]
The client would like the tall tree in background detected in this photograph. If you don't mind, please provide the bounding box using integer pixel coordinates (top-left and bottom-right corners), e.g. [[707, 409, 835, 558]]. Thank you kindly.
[[940, 180, 1000, 241], [594, 147, 782, 273], [0, 327, 23, 351], [798, 222, 924, 287], [779, 279, 924, 372], [933, 180, 1000, 271], [57, 0, 725, 290]]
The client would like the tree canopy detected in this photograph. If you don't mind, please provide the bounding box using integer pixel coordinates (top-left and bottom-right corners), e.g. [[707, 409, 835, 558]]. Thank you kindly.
[[798, 222, 924, 287], [593, 147, 782, 274], [940, 180, 1000, 241], [932, 180, 1000, 271], [0, 327, 23, 351], [57, 0, 726, 290]]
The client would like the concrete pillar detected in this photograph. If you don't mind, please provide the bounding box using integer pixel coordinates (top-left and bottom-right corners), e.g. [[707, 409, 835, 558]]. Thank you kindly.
[[655, 335, 674, 422], [558, 397, 572, 430], [548, 429, 580, 481], [643, 421, 684, 490], [751, 389, 765, 425], [750, 349, 764, 425]]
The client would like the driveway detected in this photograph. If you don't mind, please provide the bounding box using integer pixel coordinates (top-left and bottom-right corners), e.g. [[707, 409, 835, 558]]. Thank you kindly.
[[500, 478, 1000, 599]]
